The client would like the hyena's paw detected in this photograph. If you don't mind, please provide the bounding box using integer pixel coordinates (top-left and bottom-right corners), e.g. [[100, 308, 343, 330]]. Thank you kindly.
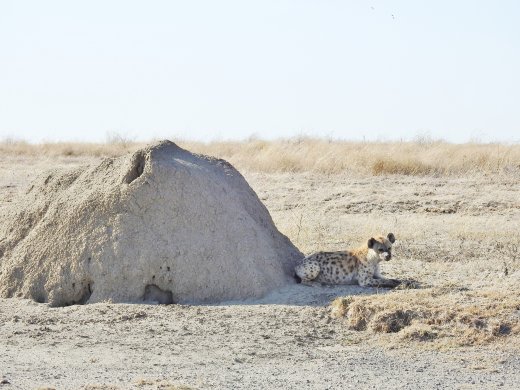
[[394, 279, 421, 290]]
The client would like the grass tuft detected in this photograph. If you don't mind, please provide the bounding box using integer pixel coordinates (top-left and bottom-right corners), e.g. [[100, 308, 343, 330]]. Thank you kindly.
[[371, 159, 435, 176], [331, 287, 520, 347]]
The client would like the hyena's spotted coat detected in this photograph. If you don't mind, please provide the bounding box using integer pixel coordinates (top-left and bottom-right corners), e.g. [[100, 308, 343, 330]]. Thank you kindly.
[[294, 233, 400, 288]]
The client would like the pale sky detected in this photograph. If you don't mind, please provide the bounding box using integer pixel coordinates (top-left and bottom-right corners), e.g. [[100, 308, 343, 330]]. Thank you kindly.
[[1, 0, 519, 143]]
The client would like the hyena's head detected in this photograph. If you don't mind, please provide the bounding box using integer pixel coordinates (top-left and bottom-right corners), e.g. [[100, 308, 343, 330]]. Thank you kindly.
[[367, 233, 396, 262]]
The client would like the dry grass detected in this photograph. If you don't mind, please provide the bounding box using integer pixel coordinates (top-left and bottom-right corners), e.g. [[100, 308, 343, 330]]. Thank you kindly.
[[371, 158, 434, 176], [331, 287, 520, 347], [2, 137, 520, 176], [0, 138, 145, 158]]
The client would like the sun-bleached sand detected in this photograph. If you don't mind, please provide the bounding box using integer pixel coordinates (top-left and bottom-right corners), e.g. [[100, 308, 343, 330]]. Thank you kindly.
[[1, 144, 519, 389]]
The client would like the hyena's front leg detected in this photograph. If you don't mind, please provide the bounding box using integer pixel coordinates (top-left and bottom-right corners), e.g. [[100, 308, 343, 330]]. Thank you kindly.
[[358, 269, 400, 288], [374, 277, 401, 288]]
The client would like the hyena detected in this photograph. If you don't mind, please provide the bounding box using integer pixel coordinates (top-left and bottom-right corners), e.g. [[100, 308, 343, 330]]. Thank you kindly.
[[294, 233, 400, 288]]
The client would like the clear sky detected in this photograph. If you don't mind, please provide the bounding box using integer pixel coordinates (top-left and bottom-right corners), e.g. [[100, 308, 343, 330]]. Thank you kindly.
[[1, 0, 519, 143]]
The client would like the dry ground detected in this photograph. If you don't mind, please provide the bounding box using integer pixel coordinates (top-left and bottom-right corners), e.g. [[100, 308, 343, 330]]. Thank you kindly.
[[1, 140, 520, 389]]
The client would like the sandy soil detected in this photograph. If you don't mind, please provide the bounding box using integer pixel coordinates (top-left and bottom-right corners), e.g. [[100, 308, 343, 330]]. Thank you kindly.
[[1, 155, 520, 389]]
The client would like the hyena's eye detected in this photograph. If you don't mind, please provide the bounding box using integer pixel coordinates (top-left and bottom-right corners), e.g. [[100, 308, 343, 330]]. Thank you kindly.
[[378, 248, 385, 252]]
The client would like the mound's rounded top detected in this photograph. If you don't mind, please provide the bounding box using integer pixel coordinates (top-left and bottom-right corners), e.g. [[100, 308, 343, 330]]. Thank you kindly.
[[122, 140, 239, 184]]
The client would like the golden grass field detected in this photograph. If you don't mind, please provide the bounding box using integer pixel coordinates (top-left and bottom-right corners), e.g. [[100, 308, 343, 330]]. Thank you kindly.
[[2, 137, 520, 176]]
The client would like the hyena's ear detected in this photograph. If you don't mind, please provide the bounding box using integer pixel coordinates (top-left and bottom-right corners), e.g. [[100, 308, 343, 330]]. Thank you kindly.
[[368, 238, 376, 248], [387, 233, 396, 243]]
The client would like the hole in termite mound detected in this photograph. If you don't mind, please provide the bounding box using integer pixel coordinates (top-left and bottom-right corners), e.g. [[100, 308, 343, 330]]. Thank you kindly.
[[143, 284, 174, 304], [53, 281, 93, 307], [33, 292, 46, 304], [76, 282, 93, 304], [124, 151, 146, 184]]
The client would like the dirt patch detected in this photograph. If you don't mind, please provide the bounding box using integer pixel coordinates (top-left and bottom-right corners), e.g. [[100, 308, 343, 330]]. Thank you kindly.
[[1, 152, 520, 389]]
